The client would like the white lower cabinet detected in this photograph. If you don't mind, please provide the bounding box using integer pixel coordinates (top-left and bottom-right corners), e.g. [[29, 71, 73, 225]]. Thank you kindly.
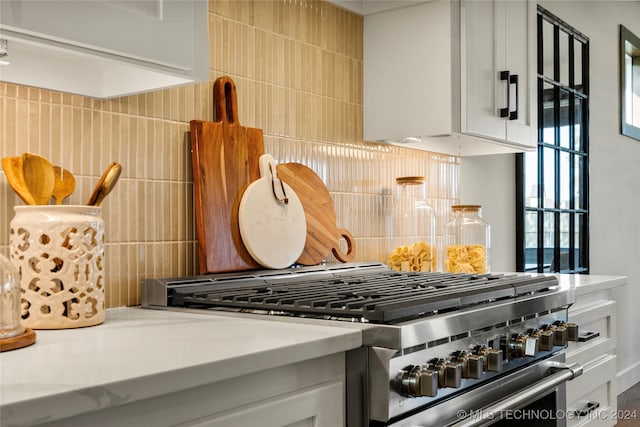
[[566, 355, 616, 427], [184, 381, 343, 427], [566, 292, 618, 427], [38, 353, 346, 427]]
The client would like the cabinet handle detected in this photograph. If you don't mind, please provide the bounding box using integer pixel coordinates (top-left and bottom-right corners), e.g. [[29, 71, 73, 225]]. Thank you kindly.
[[499, 70, 510, 118], [499, 71, 519, 121], [577, 331, 600, 342], [575, 401, 600, 417], [509, 74, 519, 121]]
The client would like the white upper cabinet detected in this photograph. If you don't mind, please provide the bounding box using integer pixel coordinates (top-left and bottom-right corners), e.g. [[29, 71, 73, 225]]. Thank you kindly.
[[0, 0, 209, 98], [364, 0, 537, 156]]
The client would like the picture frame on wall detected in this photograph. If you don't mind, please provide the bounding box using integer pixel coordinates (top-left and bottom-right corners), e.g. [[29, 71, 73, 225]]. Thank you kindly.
[[620, 25, 640, 140]]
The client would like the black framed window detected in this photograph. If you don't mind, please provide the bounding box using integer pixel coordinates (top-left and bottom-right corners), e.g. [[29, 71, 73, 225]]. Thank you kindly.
[[516, 7, 589, 273]]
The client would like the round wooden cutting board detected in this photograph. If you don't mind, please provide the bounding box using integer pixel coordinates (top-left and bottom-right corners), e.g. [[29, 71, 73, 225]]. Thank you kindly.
[[276, 162, 355, 265], [239, 155, 306, 269]]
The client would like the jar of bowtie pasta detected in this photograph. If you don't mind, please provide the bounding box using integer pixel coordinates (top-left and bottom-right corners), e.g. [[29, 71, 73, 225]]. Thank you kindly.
[[386, 176, 437, 272], [443, 205, 490, 274]]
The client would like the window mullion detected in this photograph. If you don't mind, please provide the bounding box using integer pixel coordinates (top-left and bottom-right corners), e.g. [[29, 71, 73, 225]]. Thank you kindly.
[[517, 6, 588, 274]]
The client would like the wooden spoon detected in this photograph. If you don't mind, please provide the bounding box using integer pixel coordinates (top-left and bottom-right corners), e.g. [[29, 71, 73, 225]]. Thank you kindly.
[[21, 153, 55, 205], [1, 156, 37, 205], [52, 166, 76, 205], [87, 162, 122, 206]]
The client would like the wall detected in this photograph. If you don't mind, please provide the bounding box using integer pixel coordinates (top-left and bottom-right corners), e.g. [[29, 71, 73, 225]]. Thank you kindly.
[[460, 154, 516, 272], [461, 0, 640, 394], [0, 0, 459, 308]]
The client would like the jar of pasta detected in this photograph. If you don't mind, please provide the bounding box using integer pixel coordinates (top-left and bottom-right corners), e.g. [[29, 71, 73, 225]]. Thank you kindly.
[[443, 205, 490, 274], [387, 176, 437, 272]]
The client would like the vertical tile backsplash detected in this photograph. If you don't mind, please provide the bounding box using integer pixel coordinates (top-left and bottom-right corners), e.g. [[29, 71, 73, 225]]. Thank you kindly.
[[0, 0, 459, 308]]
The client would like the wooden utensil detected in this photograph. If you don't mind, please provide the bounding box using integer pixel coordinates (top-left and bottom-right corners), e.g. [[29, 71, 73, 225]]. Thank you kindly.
[[276, 162, 356, 265], [1, 156, 37, 205], [238, 155, 306, 269], [52, 166, 76, 204], [87, 162, 122, 206], [190, 76, 265, 273], [21, 153, 55, 205]]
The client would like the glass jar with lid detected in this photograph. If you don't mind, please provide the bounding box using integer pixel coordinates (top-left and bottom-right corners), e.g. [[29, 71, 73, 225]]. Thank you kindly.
[[386, 176, 437, 272], [0, 252, 36, 352], [443, 205, 490, 274], [1, 253, 24, 339]]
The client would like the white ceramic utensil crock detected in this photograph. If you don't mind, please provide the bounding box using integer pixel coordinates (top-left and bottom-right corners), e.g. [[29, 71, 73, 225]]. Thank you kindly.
[[9, 205, 105, 329]]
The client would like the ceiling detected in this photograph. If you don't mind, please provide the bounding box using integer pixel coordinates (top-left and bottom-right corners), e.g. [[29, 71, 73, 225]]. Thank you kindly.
[[328, 0, 425, 15]]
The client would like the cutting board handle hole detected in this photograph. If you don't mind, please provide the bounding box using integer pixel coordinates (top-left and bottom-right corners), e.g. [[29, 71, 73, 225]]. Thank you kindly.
[[332, 229, 356, 263], [214, 76, 239, 125], [224, 82, 235, 123]]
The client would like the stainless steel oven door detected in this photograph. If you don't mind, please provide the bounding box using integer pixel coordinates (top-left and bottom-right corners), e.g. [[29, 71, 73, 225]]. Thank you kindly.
[[387, 353, 582, 427]]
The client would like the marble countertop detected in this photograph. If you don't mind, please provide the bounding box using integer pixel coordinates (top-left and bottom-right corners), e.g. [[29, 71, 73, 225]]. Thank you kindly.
[[556, 273, 627, 296], [0, 307, 361, 426]]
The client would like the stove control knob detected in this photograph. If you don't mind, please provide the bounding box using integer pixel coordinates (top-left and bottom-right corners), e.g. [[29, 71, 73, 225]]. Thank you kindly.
[[466, 354, 484, 378], [541, 324, 558, 346], [546, 322, 568, 346], [450, 350, 483, 379], [471, 345, 503, 372], [508, 333, 539, 358], [415, 366, 439, 397], [528, 328, 555, 351], [554, 326, 568, 346], [486, 349, 503, 372], [399, 365, 438, 398], [430, 358, 462, 389], [567, 323, 579, 341], [553, 320, 579, 342]]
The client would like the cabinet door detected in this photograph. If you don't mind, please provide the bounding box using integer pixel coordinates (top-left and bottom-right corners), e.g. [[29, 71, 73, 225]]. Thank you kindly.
[[363, 0, 455, 142], [503, 0, 536, 146], [463, 0, 535, 148], [567, 300, 617, 367], [463, 0, 504, 141], [566, 355, 617, 427], [0, 0, 208, 97], [181, 382, 344, 427], [0, 0, 204, 70]]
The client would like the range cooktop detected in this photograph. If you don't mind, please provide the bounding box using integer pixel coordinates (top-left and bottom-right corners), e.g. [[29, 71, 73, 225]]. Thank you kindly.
[[142, 262, 560, 324]]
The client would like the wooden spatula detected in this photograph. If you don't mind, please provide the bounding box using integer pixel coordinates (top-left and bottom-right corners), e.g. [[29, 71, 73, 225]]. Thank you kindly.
[[52, 166, 76, 204], [21, 153, 55, 205], [1, 156, 37, 205]]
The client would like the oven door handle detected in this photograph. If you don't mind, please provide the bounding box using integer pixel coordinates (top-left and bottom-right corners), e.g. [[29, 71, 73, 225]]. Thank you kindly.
[[450, 362, 583, 427]]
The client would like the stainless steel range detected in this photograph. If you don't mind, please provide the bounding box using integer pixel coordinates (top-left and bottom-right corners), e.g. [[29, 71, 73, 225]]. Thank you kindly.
[[142, 262, 582, 427]]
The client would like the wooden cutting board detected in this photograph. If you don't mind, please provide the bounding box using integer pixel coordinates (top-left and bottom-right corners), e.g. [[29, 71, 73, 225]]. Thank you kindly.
[[190, 76, 264, 273], [276, 162, 355, 265]]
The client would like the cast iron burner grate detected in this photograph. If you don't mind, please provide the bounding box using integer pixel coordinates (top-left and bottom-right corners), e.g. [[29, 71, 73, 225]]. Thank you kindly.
[[171, 271, 559, 324]]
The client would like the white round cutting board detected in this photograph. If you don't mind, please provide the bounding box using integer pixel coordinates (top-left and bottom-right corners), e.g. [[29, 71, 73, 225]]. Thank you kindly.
[[239, 154, 307, 269]]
